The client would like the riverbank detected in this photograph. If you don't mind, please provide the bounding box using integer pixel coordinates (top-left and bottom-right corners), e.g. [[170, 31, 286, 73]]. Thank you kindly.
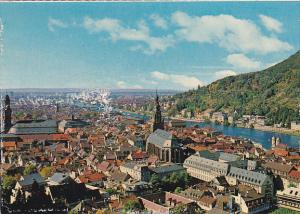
[[253, 125, 300, 137], [116, 109, 300, 148]]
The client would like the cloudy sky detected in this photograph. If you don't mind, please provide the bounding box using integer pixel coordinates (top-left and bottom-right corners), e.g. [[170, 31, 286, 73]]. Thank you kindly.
[[0, 2, 299, 90]]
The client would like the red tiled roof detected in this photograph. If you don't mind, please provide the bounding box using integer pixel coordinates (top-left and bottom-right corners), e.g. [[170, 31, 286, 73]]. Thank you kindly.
[[274, 149, 289, 157], [288, 170, 300, 180], [78, 172, 106, 183], [97, 161, 111, 172], [51, 134, 69, 141], [287, 155, 300, 160], [3, 141, 16, 148], [131, 150, 149, 159]]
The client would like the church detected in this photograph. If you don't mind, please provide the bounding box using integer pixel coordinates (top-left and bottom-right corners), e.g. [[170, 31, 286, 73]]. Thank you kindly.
[[3, 95, 12, 133], [146, 93, 183, 163]]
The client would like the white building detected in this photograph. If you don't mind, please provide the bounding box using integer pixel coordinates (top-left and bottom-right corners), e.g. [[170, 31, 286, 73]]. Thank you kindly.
[[183, 154, 229, 182]]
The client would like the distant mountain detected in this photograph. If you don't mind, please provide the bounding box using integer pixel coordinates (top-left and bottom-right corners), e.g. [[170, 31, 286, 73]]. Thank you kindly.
[[169, 51, 300, 126]]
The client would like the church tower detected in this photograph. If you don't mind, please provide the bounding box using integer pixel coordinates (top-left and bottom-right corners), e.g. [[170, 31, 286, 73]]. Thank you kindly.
[[4, 95, 12, 133], [153, 91, 164, 132]]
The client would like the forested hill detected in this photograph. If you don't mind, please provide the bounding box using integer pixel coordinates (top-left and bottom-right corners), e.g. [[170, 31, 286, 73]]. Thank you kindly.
[[169, 51, 300, 125]]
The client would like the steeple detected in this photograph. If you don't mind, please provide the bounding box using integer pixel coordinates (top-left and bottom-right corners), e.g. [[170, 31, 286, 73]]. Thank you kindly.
[[4, 95, 12, 133], [153, 91, 164, 132]]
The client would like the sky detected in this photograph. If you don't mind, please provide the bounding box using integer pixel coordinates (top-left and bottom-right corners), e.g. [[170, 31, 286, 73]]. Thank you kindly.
[[0, 2, 299, 90]]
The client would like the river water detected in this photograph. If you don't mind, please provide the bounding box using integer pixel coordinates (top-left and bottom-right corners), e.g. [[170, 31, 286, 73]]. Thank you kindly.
[[186, 122, 300, 149], [75, 102, 300, 149]]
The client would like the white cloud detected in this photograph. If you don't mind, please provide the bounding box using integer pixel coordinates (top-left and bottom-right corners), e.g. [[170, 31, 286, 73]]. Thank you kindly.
[[171, 11, 292, 54], [83, 17, 174, 54], [151, 71, 204, 89], [116, 81, 143, 89], [150, 14, 168, 29], [48, 18, 67, 32], [214, 70, 237, 80], [226, 53, 261, 71], [259, 15, 283, 33]]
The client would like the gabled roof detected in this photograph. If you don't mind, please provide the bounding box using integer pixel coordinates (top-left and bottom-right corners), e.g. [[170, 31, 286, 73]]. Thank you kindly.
[[263, 162, 294, 173], [19, 173, 45, 187], [184, 155, 228, 172], [48, 172, 70, 184], [147, 129, 178, 148], [97, 161, 111, 172], [48, 181, 87, 204], [288, 170, 300, 180], [219, 152, 240, 162], [227, 167, 268, 186]]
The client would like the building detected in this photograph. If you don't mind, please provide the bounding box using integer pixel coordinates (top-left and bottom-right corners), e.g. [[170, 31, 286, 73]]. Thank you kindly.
[[4, 95, 12, 133], [183, 154, 229, 182], [233, 185, 272, 214], [146, 129, 183, 163], [58, 119, 90, 133], [277, 187, 300, 212], [184, 154, 274, 200], [119, 161, 150, 181], [212, 112, 228, 123], [11, 173, 46, 203], [139, 192, 199, 214], [149, 163, 186, 179], [226, 167, 273, 199], [153, 92, 164, 132], [263, 162, 295, 178], [45, 180, 102, 207], [291, 121, 300, 131], [9, 120, 58, 135], [47, 172, 72, 186], [169, 119, 186, 128]]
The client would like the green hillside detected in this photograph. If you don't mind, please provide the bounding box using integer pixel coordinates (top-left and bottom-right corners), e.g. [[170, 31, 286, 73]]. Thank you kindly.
[[169, 51, 300, 126]]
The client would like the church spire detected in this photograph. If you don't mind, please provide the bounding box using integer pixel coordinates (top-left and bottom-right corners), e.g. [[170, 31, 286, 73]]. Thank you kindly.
[[153, 91, 164, 132], [4, 95, 12, 133]]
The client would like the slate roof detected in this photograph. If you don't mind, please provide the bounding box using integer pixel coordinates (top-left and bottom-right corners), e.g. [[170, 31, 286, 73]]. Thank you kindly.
[[19, 173, 45, 187], [147, 129, 178, 148], [184, 155, 229, 172], [48, 172, 70, 184], [59, 119, 90, 129], [14, 120, 57, 128], [10, 120, 58, 135], [213, 176, 229, 187], [227, 167, 268, 186], [219, 152, 240, 162], [197, 150, 220, 161], [149, 163, 185, 174]]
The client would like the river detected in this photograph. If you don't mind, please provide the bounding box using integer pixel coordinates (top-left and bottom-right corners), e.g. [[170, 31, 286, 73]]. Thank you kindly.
[[186, 121, 300, 149], [74, 102, 300, 149]]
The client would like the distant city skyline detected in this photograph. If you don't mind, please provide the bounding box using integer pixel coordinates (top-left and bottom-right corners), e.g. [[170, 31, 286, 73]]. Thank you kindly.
[[0, 2, 299, 90]]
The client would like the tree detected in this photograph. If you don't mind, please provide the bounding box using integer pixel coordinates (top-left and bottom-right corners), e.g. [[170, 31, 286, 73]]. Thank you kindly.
[[106, 188, 118, 196], [1, 175, 17, 203], [23, 164, 36, 175], [122, 200, 141, 212], [2, 175, 17, 190], [171, 204, 188, 214], [170, 172, 180, 184], [150, 174, 160, 191], [40, 166, 52, 178], [174, 187, 182, 193]]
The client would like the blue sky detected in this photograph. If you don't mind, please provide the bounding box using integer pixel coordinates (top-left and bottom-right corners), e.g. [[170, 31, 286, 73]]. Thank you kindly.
[[0, 2, 299, 90]]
